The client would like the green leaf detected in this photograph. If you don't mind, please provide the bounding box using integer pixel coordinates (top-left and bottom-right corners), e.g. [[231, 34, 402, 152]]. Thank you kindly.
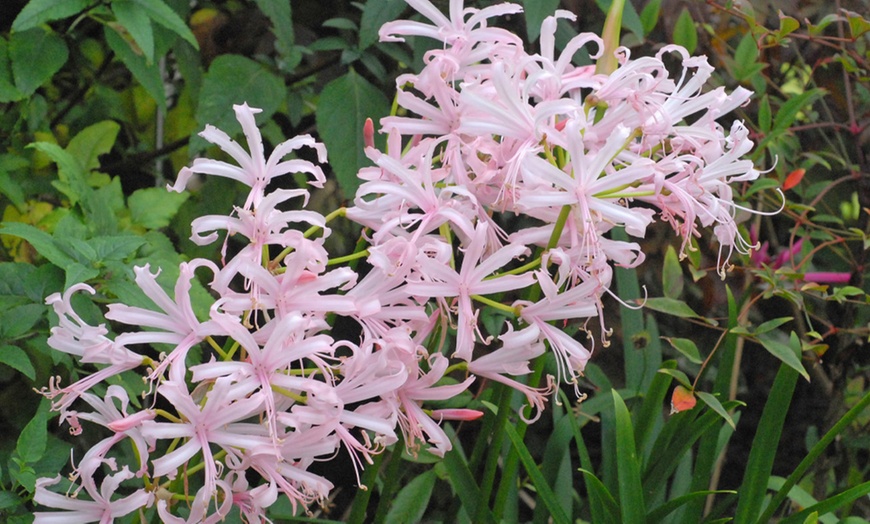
[[503, 421, 571, 524], [0, 222, 76, 268], [0, 304, 44, 340], [127, 0, 198, 49], [672, 9, 697, 54], [251, 0, 299, 69], [523, 0, 561, 42], [640, 0, 662, 36], [359, 0, 408, 49], [0, 37, 24, 103], [104, 25, 166, 111], [753, 316, 793, 336], [662, 245, 683, 299], [695, 391, 736, 430], [0, 344, 37, 381], [16, 399, 49, 463], [12, 0, 95, 32], [758, 94, 771, 133], [112, 0, 155, 62], [733, 32, 759, 81], [9, 28, 69, 96], [194, 55, 284, 152], [734, 345, 800, 523], [128, 187, 190, 229], [87, 235, 146, 262], [29, 141, 86, 205], [442, 448, 497, 524], [642, 297, 707, 321], [778, 481, 870, 524], [0, 170, 26, 208], [657, 368, 692, 389], [777, 11, 800, 38], [316, 69, 390, 198], [845, 10, 870, 39], [647, 490, 736, 524], [384, 470, 437, 524], [663, 337, 702, 364], [773, 88, 825, 132], [579, 468, 621, 524], [66, 121, 121, 174], [323, 17, 359, 31], [757, 332, 809, 381], [612, 390, 645, 524]]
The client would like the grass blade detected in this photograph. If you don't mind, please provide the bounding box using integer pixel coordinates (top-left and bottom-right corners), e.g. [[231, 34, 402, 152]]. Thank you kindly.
[[613, 390, 645, 524], [503, 421, 571, 524], [734, 334, 801, 523]]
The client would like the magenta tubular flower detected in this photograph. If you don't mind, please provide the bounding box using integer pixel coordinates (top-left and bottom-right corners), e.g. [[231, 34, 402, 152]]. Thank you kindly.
[[801, 272, 852, 284], [169, 103, 326, 209]]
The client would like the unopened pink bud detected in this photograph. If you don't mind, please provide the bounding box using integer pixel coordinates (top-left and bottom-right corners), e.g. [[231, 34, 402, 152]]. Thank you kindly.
[[430, 409, 484, 421], [801, 272, 852, 284]]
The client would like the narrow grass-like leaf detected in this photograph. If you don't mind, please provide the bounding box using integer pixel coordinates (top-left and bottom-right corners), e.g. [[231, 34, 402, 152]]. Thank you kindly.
[[579, 469, 621, 524], [647, 490, 736, 523], [384, 470, 437, 524], [633, 360, 676, 460], [734, 352, 800, 523], [504, 421, 570, 524], [778, 481, 870, 524], [757, 388, 870, 523], [442, 447, 497, 524], [533, 414, 575, 524], [613, 390, 645, 524]]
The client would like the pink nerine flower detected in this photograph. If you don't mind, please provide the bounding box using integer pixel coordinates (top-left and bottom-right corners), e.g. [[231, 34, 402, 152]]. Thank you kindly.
[[169, 103, 327, 209]]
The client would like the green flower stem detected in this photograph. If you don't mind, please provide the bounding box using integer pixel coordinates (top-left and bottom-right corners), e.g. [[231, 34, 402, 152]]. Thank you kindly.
[[205, 336, 228, 360], [327, 249, 370, 266], [303, 207, 346, 239], [471, 294, 520, 316]]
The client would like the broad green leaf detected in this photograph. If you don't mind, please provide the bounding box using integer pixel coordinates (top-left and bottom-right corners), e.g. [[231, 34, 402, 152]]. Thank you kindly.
[[323, 18, 359, 31], [672, 9, 697, 55], [66, 121, 121, 174], [29, 141, 87, 205], [733, 32, 759, 81], [523, 0, 561, 42], [9, 28, 69, 96], [12, 0, 95, 32], [194, 55, 284, 152], [87, 235, 146, 262], [757, 332, 809, 381], [251, 0, 299, 69], [0, 304, 44, 340], [0, 171, 26, 209], [663, 337, 702, 364], [128, 187, 190, 229], [359, 0, 408, 49], [316, 69, 390, 198], [112, 0, 155, 62], [640, 0, 662, 35], [16, 399, 49, 463], [0, 344, 37, 381], [127, 0, 198, 49], [0, 37, 24, 103], [0, 491, 22, 511], [777, 11, 800, 38], [695, 391, 736, 430], [846, 11, 870, 39], [104, 25, 166, 111], [612, 390, 645, 524], [662, 245, 683, 299], [0, 223, 76, 269], [384, 470, 436, 524]]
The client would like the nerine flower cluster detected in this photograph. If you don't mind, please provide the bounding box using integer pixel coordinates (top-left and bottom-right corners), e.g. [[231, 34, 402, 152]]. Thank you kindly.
[[35, 0, 762, 521]]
